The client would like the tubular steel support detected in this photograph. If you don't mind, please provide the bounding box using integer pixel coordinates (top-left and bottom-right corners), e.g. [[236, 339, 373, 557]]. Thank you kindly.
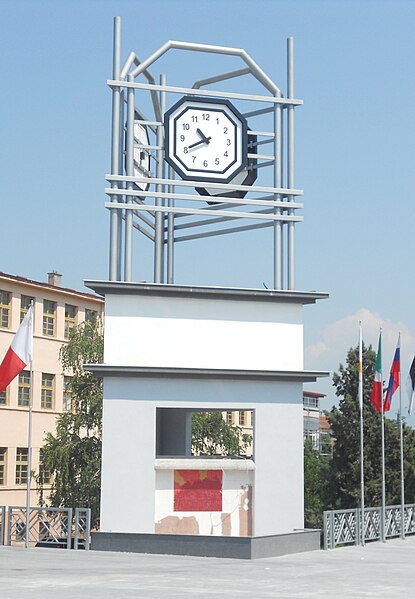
[[107, 20, 303, 290], [109, 16, 122, 280], [117, 88, 125, 280], [273, 97, 283, 290], [287, 36, 295, 290], [154, 74, 166, 283], [167, 166, 175, 283], [124, 74, 135, 282]]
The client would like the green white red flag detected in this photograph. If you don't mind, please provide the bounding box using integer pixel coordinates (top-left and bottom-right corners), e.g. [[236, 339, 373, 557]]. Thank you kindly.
[[370, 332, 383, 412]]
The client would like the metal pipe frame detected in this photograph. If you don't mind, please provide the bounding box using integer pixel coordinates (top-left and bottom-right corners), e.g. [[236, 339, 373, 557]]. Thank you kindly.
[[243, 106, 274, 118], [153, 74, 166, 283], [273, 96, 283, 290], [106, 175, 303, 197], [109, 16, 121, 281], [172, 196, 282, 218], [192, 67, 251, 89], [132, 220, 155, 242], [108, 79, 302, 106], [120, 53, 161, 122], [108, 18, 303, 290], [167, 166, 175, 283], [287, 37, 295, 290], [171, 207, 276, 232], [174, 221, 274, 243], [117, 88, 125, 280], [105, 186, 303, 209], [129, 40, 281, 96], [132, 207, 156, 230], [105, 202, 303, 223], [124, 74, 135, 281]]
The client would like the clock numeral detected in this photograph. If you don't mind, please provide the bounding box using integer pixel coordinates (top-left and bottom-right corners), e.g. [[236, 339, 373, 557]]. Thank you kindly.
[[191, 115, 198, 122], [184, 147, 188, 154], [215, 158, 219, 165], [202, 113, 210, 121], [223, 127, 228, 134], [203, 160, 208, 167], [192, 156, 196, 163], [226, 139, 231, 146], [224, 151, 228, 157], [180, 135, 185, 142], [216, 118, 220, 125], [182, 123, 190, 130]]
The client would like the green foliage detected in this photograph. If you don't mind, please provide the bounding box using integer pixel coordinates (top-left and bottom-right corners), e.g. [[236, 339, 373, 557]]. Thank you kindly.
[[327, 343, 415, 510], [191, 412, 252, 457], [304, 439, 330, 529], [36, 319, 103, 526]]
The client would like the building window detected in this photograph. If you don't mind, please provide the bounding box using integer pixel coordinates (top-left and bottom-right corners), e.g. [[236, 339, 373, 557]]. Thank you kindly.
[[18, 371, 31, 407], [225, 411, 233, 425], [303, 396, 319, 409], [239, 411, 246, 426], [85, 309, 98, 323], [304, 430, 320, 452], [0, 388, 7, 406], [63, 376, 72, 411], [39, 449, 51, 484], [15, 448, 28, 485], [42, 300, 56, 336], [0, 448, 6, 485], [41, 373, 54, 409], [0, 290, 10, 328], [64, 304, 77, 339], [20, 295, 34, 322]]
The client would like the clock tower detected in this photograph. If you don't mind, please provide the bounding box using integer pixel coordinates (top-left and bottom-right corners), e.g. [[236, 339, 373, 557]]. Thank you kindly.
[[87, 17, 328, 559]]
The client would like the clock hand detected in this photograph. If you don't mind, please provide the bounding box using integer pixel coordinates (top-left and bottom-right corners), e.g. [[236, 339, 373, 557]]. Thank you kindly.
[[188, 136, 211, 150], [196, 128, 210, 144]]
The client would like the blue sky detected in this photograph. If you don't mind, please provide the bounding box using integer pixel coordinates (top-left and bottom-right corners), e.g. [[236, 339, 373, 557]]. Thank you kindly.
[[2, 0, 415, 418]]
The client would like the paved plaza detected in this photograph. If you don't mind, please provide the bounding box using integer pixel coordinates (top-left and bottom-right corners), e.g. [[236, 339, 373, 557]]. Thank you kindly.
[[1, 536, 415, 598]]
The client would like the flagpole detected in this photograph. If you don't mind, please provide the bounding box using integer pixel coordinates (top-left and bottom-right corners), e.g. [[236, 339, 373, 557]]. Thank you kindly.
[[359, 322, 365, 546], [0, 303, 33, 548], [25, 302, 34, 550], [399, 333, 405, 540], [380, 329, 386, 543], [25, 355, 33, 549]]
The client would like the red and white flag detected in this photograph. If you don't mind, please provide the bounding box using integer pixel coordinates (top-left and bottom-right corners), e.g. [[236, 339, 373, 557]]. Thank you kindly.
[[0, 306, 33, 394]]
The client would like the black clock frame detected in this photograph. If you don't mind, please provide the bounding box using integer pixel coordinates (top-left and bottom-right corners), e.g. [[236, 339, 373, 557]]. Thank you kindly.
[[164, 96, 248, 184]]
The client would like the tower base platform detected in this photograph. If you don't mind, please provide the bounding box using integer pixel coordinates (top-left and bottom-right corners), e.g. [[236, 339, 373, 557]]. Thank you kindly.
[[91, 529, 320, 560]]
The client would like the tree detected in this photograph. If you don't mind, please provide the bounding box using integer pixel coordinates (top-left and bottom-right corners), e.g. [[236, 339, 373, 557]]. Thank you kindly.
[[304, 439, 331, 529], [192, 412, 252, 456], [37, 319, 103, 526], [327, 343, 415, 510]]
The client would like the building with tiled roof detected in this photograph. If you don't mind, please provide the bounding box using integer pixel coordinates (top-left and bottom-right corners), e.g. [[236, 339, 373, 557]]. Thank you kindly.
[[0, 271, 103, 507]]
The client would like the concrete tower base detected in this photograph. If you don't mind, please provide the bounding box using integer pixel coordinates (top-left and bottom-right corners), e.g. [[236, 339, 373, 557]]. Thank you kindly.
[[91, 529, 321, 559]]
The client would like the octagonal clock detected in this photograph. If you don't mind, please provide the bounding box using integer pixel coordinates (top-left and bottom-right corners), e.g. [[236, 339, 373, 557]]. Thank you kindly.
[[164, 96, 248, 183], [125, 120, 151, 193]]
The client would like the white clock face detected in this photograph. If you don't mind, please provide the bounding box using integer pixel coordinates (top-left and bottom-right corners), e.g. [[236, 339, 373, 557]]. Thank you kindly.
[[132, 122, 151, 191], [165, 97, 247, 183], [125, 121, 151, 193]]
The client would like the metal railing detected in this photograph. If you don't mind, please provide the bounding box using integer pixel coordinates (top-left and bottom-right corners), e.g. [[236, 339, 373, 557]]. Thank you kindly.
[[0, 506, 91, 550], [0, 506, 5, 545], [74, 508, 91, 550], [323, 504, 415, 549]]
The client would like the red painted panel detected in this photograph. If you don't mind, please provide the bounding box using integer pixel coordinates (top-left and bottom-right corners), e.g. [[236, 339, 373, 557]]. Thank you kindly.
[[174, 470, 222, 512]]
